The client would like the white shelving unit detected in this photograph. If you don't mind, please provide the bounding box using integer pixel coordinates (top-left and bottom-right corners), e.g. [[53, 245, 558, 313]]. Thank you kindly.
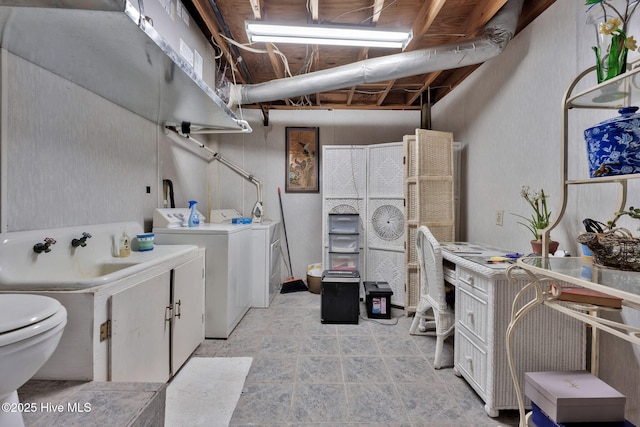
[[508, 64, 640, 427], [541, 62, 640, 255]]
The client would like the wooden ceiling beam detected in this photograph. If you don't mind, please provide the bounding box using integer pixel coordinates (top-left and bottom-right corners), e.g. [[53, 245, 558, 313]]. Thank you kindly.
[[190, 0, 248, 84], [249, 0, 262, 19], [408, 0, 447, 50], [377, 0, 447, 106], [309, 0, 319, 22], [371, 0, 385, 23], [464, 0, 508, 38], [407, 71, 442, 105], [345, 0, 384, 106]]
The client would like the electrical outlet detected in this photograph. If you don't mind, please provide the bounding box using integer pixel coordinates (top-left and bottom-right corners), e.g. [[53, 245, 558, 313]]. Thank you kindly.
[[496, 210, 504, 226]]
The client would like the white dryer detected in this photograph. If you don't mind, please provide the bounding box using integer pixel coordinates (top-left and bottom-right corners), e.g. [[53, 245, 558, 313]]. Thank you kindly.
[[153, 209, 252, 338], [250, 220, 281, 308]]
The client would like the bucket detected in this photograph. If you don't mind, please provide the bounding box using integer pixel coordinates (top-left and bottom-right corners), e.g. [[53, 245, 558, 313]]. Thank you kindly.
[[307, 263, 323, 294]]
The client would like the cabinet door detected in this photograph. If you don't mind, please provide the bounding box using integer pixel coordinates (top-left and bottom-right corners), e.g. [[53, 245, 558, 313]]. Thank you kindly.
[[171, 254, 205, 375], [110, 271, 171, 382]]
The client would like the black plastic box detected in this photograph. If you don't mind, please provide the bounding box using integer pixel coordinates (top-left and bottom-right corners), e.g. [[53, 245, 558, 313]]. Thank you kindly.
[[364, 281, 393, 319], [321, 270, 360, 324]]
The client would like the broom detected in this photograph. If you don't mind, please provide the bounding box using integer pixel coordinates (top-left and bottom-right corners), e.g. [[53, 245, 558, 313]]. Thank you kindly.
[[278, 187, 308, 293]]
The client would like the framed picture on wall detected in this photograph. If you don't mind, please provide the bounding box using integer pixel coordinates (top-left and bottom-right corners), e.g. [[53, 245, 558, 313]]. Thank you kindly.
[[285, 127, 320, 193]]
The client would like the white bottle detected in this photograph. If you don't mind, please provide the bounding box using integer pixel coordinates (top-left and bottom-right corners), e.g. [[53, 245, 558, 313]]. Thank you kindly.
[[119, 231, 131, 258]]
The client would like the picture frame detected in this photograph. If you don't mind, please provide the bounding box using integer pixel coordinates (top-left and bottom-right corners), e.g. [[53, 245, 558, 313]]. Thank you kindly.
[[285, 127, 320, 193]]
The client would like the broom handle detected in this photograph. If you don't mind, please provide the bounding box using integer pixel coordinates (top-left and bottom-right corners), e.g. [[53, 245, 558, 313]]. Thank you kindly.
[[277, 187, 294, 278]]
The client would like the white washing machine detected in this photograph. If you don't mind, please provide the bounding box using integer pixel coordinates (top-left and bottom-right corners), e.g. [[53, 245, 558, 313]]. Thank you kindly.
[[153, 208, 252, 338], [250, 220, 281, 308]]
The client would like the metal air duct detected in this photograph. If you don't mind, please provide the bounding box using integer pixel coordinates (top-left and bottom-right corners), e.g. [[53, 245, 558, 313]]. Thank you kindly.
[[229, 0, 524, 106]]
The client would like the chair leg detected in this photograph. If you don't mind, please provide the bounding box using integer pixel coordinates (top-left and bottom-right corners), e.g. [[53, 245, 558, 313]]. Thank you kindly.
[[433, 335, 444, 369], [409, 314, 422, 334]]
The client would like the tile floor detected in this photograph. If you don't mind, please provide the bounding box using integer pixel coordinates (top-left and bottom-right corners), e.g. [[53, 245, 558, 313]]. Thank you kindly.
[[194, 290, 521, 427]]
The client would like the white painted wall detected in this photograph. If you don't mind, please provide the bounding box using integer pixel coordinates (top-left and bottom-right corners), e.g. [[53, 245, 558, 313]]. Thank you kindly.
[[214, 109, 420, 280], [431, 1, 639, 422], [0, 51, 208, 232]]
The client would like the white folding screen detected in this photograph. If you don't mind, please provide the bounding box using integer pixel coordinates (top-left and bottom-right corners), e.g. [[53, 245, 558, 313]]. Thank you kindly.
[[322, 143, 405, 305]]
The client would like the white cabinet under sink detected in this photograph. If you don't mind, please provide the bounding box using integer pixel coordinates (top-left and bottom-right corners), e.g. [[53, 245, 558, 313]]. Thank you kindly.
[[170, 255, 205, 375], [110, 254, 204, 382], [111, 271, 171, 382], [2, 247, 205, 382]]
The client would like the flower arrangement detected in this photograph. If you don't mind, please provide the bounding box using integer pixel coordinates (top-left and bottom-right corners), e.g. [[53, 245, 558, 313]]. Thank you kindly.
[[586, 0, 640, 83], [512, 185, 552, 241]]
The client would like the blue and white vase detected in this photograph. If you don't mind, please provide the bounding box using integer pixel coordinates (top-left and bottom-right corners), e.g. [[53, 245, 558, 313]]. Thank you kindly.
[[583, 106, 640, 177]]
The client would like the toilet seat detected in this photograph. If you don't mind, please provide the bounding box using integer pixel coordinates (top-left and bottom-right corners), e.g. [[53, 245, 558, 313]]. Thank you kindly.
[[0, 294, 65, 347]]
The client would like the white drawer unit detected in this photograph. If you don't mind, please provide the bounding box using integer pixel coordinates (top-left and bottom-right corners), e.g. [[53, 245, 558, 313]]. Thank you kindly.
[[442, 247, 587, 418], [326, 213, 361, 273], [328, 213, 360, 234], [328, 233, 359, 253], [328, 252, 360, 271]]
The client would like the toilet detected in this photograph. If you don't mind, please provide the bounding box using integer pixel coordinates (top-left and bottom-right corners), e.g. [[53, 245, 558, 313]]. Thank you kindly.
[[0, 294, 67, 427]]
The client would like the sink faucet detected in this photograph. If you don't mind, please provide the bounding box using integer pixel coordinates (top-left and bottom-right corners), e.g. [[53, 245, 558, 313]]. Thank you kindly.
[[33, 237, 56, 254], [72, 232, 92, 248]]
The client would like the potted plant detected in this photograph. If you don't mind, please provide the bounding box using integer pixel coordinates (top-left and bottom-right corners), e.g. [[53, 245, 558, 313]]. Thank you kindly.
[[512, 185, 559, 254], [585, 0, 640, 83]]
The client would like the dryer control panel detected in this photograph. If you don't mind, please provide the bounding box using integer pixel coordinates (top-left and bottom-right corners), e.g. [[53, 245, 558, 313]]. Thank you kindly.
[[153, 208, 206, 228]]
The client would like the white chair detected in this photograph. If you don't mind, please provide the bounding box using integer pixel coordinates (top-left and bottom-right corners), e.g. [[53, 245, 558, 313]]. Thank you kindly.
[[409, 225, 455, 369]]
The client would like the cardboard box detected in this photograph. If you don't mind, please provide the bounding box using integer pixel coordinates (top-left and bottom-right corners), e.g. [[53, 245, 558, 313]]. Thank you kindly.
[[525, 371, 626, 423], [364, 281, 393, 319]]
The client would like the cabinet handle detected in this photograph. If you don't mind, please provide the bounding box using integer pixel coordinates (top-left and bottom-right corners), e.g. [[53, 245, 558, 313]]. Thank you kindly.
[[165, 305, 173, 322], [175, 300, 182, 319], [465, 355, 473, 371], [466, 310, 474, 320]]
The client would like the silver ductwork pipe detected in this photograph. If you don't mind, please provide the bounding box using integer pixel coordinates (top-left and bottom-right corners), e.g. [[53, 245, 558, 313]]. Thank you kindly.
[[229, 0, 524, 106]]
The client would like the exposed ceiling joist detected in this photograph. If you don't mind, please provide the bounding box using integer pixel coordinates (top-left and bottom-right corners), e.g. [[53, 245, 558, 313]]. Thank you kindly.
[[249, 0, 261, 19], [465, 0, 509, 37], [185, 0, 558, 111], [310, 0, 319, 22]]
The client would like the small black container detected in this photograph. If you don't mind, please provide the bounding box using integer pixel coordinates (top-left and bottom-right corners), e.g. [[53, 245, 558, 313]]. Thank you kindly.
[[321, 270, 360, 324], [364, 281, 393, 319]]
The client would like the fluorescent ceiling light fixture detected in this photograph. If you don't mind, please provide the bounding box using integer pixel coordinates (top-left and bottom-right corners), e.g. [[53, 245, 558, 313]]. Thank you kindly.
[[245, 21, 412, 49]]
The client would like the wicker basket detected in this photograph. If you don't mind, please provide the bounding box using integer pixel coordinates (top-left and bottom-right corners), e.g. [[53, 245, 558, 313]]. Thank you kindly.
[[577, 229, 640, 271]]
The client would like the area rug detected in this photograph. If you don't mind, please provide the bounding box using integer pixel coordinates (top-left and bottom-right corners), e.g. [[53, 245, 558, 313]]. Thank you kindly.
[[165, 357, 253, 427]]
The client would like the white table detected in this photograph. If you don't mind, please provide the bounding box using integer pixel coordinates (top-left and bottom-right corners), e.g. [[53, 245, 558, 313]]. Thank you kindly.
[[505, 257, 640, 427], [440, 243, 586, 417]]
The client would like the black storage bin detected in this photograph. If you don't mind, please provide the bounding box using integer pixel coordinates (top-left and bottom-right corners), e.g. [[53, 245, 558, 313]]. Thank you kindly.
[[364, 281, 393, 319], [321, 270, 360, 324]]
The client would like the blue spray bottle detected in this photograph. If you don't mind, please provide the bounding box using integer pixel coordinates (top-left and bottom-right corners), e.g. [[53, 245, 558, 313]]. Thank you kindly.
[[188, 200, 200, 227]]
